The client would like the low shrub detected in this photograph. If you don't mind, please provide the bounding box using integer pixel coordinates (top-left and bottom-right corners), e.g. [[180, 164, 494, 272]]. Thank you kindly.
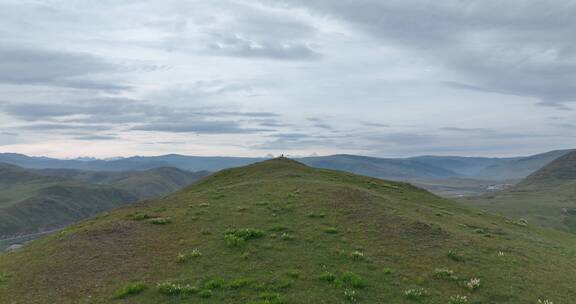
[[176, 249, 202, 263], [404, 288, 426, 300], [307, 212, 326, 218], [449, 295, 468, 304], [350, 250, 365, 260], [224, 228, 265, 247], [286, 270, 300, 278], [324, 227, 339, 234], [280, 233, 295, 241], [344, 289, 359, 302], [319, 271, 337, 282], [338, 272, 365, 289], [157, 282, 198, 296], [447, 251, 465, 262], [199, 289, 213, 298], [228, 278, 251, 289], [113, 282, 147, 299], [0, 272, 11, 283], [149, 217, 171, 225], [433, 268, 458, 281], [464, 278, 481, 291], [515, 218, 528, 227], [129, 212, 150, 221], [248, 292, 287, 304], [204, 277, 226, 290], [269, 225, 288, 232]]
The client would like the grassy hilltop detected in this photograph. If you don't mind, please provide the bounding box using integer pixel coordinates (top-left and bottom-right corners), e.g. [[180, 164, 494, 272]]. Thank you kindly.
[[0, 158, 574, 303]]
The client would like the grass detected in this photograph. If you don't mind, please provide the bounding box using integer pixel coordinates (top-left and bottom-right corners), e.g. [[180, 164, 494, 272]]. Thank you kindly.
[[157, 282, 198, 296], [448, 295, 468, 304], [148, 217, 171, 225], [176, 249, 202, 263], [324, 227, 339, 234], [447, 250, 465, 262], [433, 268, 458, 281], [224, 228, 265, 247], [112, 282, 148, 299], [0, 272, 11, 284], [463, 151, 576, 233], [404, 288, 426, 300], [1, 158, 576, 303], [0, 164, 207, 238]]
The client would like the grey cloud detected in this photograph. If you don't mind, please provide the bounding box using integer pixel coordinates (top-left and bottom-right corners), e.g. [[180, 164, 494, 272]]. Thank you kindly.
[[132, 121, 273, 134], [0, 132, 18, 136], [0, 46, 128, 91], [247, 119, 293, 128], [313, 123, 332, 130], [440, 127, 495, 134], [274, 0, 576, 105], [1, 98, 281, 136], [362, 122, 390, 128], [271, 133, 311, 140], [20, 124, 112, 132], [74, 135, 118, 141], [254, 132, 337, 150], [553, 123, 576, 129], [0, 99, 280, 124], [208, 34, 321, 60], [370, 133, 437, 146]]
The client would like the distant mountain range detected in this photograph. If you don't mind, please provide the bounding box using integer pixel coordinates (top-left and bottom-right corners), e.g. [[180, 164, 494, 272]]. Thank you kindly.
[[1, 149, 573, 241], [0, 149, 573, 181], [465, 151, 576, 232], [0, 163, 208, 239]]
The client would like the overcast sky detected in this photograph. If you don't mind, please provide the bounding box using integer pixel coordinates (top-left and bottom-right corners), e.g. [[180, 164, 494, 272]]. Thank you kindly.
[[0, 0, 575, 158]]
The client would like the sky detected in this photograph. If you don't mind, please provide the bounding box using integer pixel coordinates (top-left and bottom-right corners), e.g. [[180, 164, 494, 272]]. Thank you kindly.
[[0, 0, 575, 159]]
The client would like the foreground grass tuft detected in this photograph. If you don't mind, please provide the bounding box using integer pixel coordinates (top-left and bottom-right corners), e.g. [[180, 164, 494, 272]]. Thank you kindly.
[[0, 272, 11, 284], [157, 282, 198, 296], [433, 268, 458, 281], [176, 249, 202, 263], [447, 251, 465, 262], [404, 288, 426, 300], [247, 292, 287, 304], [448, 295, 468, 304], [224, 228, 265, 247], [149, 217, 171, 225], [112, 282, 147, 299], [128, 212, 151, 221]]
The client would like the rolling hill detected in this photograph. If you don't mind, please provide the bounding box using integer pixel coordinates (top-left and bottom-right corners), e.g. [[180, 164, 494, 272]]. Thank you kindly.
[[0, 164, 208, 240], [476, 149, 575, 181], [465, 151, 576, 232], [0, 158, 574, 303], [299, 154, 459, 179], [37, 167, 210, 199]]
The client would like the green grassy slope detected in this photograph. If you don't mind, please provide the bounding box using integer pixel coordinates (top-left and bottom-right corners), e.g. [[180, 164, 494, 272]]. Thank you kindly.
[[0, 165, 207, 239], [38, 167, 210, 199], [0, 163, 138, 238], [465, 151, 576, 232], [476, 149, 574, 181], [0, 158, 574, 303]]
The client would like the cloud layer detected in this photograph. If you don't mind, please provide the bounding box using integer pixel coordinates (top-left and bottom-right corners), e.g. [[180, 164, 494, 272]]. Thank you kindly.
[[0, 0, 574, 157]]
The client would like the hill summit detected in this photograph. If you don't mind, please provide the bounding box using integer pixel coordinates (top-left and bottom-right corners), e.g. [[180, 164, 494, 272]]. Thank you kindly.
[[0, 158, 574, 303]]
